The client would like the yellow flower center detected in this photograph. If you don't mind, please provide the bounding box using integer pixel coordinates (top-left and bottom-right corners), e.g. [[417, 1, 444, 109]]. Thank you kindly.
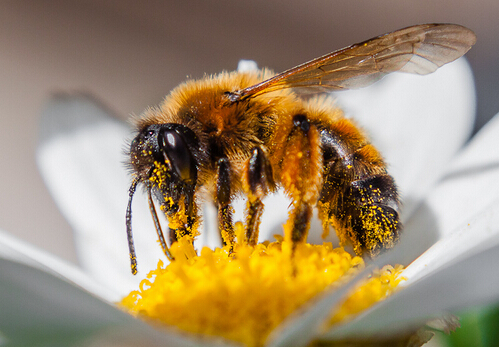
[[121, 227, 404, 347]]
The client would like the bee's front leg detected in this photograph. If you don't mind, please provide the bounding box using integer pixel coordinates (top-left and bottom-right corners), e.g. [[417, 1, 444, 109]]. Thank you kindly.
[[163, 186, 198, 245], [216, 157, 235, 246]]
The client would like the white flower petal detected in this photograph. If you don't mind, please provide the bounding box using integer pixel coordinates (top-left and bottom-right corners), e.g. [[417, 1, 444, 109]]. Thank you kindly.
[[396, 111, 499, 264], [408, 111, 499, 240], [0, 259, 238, 347], [37, 94, 164, 298], [237, 59, 259, 72], [0, 229, 240, 347], [0, 228, 117, 302], [320, 226, 499, 340], [332, 57, 476, 218], [404, 198, 499, 284]]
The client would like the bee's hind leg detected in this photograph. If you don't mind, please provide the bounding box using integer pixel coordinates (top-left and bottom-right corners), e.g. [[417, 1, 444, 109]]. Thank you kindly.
[[278, 114, 323, 247]]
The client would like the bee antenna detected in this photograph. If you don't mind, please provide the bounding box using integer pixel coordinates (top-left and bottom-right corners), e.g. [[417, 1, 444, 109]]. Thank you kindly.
[[126, 177, 139, 275]]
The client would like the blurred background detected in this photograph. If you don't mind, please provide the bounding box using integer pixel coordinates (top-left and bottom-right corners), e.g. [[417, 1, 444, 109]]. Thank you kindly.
[[0, 0, 497, 263]]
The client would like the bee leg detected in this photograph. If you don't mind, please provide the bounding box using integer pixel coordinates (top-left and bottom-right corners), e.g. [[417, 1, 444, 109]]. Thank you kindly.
[[168, 218, 178, 245], [165, 186, 198, 245], [160, 200, 179, 245], [243, 147, 275, 245], [216, 158, 235, 246], [185, 186, 198, 236], [280, 115, 322, 247], [147, 186, 174, 262]]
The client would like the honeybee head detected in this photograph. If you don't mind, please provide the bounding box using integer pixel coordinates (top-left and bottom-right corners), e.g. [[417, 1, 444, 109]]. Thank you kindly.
[[126, 123, 199, 274]]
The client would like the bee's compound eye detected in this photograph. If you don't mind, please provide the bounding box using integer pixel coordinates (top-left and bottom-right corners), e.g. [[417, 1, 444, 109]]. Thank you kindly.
[[160, 129, 197, 184]]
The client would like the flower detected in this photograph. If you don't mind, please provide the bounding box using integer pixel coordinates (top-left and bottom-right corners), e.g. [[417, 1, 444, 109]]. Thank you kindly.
[[2, 57, 499, 346], [119, 231, 404, 347]]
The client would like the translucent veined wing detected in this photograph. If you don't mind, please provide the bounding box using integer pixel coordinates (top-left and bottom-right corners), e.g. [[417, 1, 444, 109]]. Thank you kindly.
[[229, 24, 476, 101]]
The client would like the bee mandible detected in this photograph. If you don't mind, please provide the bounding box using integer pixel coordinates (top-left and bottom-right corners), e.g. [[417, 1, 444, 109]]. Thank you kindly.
[[126, 23, 476, 274]]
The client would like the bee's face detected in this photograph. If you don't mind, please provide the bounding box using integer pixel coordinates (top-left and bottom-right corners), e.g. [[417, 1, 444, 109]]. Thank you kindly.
[[129, 123, 198, 188]]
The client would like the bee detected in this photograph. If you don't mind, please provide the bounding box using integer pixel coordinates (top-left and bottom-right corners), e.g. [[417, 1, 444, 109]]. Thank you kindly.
[[126, 24, 476, 274]]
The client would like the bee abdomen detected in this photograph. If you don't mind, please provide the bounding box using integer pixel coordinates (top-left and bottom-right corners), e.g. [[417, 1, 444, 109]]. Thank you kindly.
[[318, 124, 400, 257], [319, 172, 400, 257], [349, 174, 400, 256]]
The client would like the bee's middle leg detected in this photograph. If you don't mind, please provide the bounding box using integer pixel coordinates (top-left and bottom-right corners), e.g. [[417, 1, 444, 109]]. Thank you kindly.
[[243, 147, 275, 245]]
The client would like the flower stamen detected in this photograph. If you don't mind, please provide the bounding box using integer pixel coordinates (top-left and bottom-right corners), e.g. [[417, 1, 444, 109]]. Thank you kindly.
[[121, 232, 404, 347]]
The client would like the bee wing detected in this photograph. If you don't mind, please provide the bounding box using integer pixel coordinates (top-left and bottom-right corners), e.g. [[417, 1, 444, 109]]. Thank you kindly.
[[234, 24, 476, 100]]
